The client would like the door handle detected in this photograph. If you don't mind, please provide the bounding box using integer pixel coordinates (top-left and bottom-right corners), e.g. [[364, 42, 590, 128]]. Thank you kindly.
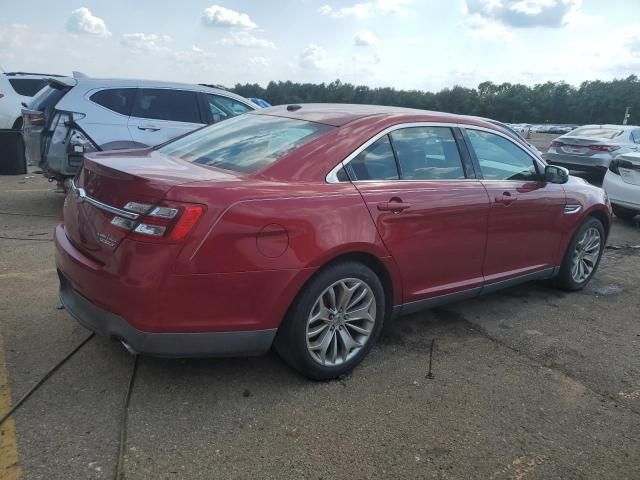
[[377, 200, 411, 212], [495, 192, 517, 205], [137, 125, 160, 131]]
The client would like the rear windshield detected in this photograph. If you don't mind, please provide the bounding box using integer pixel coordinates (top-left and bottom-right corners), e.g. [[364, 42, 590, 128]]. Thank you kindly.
[[9, 78, 48, 97], [158, 114, 333, 173], [570, 127, 623, 140]]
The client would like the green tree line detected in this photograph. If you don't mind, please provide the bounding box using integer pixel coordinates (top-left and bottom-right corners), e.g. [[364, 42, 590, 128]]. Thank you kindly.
[[232, 75, 640, 125]]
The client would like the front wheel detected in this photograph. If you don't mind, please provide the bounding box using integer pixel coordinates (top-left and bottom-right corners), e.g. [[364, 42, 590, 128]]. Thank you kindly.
[[554, 217, 605, 291], [274, 262, 385, 380]]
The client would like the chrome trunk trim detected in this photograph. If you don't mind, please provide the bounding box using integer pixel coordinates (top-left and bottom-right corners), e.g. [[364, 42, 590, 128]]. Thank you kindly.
[[70, 180, 140, 220]]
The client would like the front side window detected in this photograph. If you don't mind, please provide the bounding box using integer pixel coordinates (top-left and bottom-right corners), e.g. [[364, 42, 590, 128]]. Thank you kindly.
[[207, 94, 253, 123], [132, 88, 201, 123], [158, 114, 332, 173], [347, 136, 399, 181], [390, 127, 465, 180], [466, 129, 538, 181], [90, 88, 136, 116]]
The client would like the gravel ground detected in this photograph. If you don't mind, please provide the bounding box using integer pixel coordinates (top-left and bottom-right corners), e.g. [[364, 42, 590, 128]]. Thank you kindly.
[[1, 168, 639, 480]]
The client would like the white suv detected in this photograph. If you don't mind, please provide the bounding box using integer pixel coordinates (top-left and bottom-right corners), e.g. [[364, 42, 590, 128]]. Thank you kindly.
[[0, 72, 68, 129], [22, 76, 258, 184]]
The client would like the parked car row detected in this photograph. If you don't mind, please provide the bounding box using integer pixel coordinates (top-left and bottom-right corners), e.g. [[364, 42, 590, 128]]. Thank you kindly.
[[54, 103, 613, 379]]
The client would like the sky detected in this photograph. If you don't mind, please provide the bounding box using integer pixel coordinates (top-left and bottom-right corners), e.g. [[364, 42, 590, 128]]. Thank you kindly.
[[0, 0, 639, 92]]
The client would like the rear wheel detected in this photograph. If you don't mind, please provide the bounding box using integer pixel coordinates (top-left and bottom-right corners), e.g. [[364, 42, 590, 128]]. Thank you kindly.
[[612, 204, 638, 220], [275, 262, 385, 380], [554, 217, 605, 291], [11, 117, 23, 130]]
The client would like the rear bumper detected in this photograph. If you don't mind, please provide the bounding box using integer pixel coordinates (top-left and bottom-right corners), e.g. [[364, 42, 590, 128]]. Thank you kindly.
[[59, 270, 276, 357], [546, 152, 610, 172], [603, 172, 640, 210]]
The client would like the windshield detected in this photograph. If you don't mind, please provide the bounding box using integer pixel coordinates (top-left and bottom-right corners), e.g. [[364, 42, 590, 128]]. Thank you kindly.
[[570, 127, 623, 140], [158, 114, 333, 173]]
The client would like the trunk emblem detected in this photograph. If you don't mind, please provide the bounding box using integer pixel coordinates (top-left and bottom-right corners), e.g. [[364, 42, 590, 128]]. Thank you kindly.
[[97, 232, 118, 248]]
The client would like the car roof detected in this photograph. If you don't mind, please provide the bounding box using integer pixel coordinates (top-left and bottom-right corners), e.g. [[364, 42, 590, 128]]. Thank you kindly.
[[574, 124, 638, 130], [252, 103, 494, 128], [70, 77, 255, 104]]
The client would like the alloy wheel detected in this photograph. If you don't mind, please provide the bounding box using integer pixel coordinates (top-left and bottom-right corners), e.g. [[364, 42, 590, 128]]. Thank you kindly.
[[570, 226, 602, 284], [306, 278, 376, 367]]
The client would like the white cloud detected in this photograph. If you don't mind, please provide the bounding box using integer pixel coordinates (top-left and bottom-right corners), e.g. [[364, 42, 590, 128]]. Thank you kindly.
[[465, 14, 515, 42], [218, 32, 275, 49], [353, 53, 382, 64], [299, 44, 329, 70], [248, 56, 270, 68], [171, 45, 215, 64], [464, 0, 586, 29], [121, 33, 171, 53], [66, 7, 111, 37], [354, 30, 379, 46], [319, 0, 412, 18], [201, 5, 256, 29]]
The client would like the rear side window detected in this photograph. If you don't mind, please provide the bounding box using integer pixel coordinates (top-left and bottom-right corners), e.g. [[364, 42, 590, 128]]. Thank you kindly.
[[9, 78, 47, 97], [131, 88, 202, 124], [390, 127, 465, 180], [466, 129, 538, 181], [90, 88, 136, 116], [347, 136, 399, 181], [158, 114, 332, 173]]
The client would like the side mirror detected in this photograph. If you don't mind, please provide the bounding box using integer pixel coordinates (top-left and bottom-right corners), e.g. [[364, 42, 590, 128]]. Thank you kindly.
[[545, 165, 569, 184]]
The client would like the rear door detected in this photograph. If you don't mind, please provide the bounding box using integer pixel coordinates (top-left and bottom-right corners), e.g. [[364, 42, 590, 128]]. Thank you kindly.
[[463, 128, 566, 283], [127, 88, 205, 146], [347, 125, 490, 304]]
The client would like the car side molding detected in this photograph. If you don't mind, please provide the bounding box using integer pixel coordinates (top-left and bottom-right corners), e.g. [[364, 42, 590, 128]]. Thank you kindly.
[[391, 267, 557, 319]]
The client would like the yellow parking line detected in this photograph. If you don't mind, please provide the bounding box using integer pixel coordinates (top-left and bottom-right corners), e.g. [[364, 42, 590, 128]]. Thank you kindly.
[[0, 330, 22, 479]]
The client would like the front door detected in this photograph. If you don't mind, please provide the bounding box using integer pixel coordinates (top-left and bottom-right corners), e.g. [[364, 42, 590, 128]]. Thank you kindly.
[[347, 126, 490, 304], [463, 128, 566, 283]]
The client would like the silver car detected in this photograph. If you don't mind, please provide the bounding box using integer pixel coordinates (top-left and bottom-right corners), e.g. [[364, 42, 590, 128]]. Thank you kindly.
[[547, 124, 640, 174], [22, 75, 258, 185]]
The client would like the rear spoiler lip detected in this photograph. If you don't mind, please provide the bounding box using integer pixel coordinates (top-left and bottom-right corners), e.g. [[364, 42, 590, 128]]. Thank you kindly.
[[47, 77, 77, 89]]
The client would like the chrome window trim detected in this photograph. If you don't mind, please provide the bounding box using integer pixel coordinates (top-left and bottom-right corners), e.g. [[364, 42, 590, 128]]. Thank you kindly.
[[70, 181, 140, 220], [326, 121, 545, 183]]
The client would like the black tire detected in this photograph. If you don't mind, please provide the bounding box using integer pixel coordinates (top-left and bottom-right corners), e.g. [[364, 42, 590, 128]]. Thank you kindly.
[[554, 217, 605, 291], [11, 117, 23, 130], [612, 204, 638, 220], [274, 261, 385, 380]]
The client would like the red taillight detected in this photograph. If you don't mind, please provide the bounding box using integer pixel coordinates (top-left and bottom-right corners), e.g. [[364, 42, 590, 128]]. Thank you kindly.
[[24, 112, 45, 126], [551, 141, 563, 148], [588, 144, 619, 152], [110, 202, 204, 242], [169, 206, 204, 240]]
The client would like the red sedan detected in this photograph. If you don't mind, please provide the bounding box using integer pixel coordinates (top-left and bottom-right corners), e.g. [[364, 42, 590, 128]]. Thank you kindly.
[[56, 104, 611, 380]]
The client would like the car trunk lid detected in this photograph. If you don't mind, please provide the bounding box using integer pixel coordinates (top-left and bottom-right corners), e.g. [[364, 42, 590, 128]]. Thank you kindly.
[[615, 154, 640, 186], [553, 136, 619, 156], [63, 149, 240, 263]]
